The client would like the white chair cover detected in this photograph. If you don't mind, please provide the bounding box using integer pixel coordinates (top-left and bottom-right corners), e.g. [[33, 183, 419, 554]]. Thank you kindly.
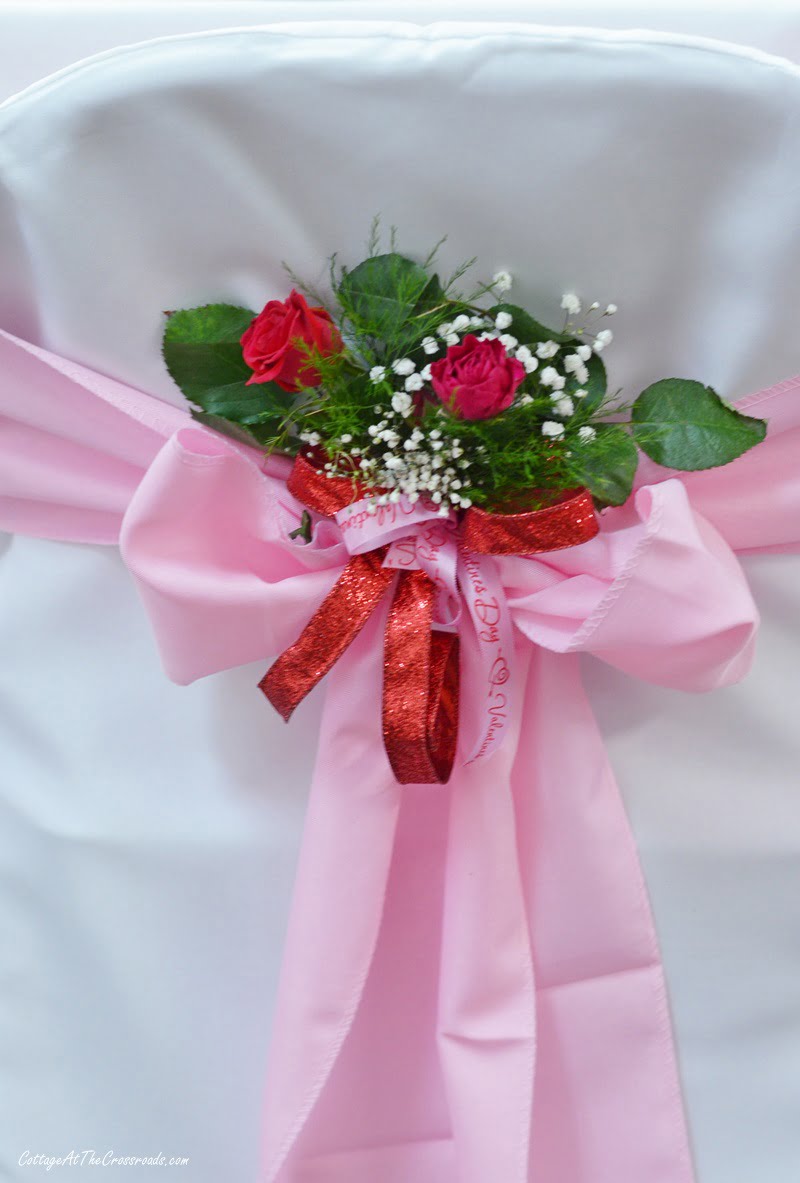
[[0, 22, 799, 1182]]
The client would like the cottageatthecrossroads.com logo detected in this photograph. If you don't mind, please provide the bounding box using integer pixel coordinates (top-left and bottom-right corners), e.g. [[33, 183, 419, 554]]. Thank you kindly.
[[19, 1151, 189, 1169]]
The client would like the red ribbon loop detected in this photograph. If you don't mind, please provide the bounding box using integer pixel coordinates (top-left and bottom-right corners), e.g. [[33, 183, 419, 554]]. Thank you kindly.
[[382, 569, 460, 785]]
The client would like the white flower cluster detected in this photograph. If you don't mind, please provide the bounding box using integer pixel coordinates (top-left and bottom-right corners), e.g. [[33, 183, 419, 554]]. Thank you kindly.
[[299, 278, 615, 499], [537, 293, 618, 440]]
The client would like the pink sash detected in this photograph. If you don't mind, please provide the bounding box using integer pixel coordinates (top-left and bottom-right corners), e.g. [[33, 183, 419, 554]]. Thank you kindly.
[[2, 326, 799, 1181]]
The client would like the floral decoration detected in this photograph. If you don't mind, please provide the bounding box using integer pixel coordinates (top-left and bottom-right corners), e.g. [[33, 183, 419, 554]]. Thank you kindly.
[[162, 227, 767, 521]]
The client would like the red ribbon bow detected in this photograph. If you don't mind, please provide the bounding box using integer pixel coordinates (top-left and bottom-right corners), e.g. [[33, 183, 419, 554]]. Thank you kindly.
[[260, 455, 599, 784]]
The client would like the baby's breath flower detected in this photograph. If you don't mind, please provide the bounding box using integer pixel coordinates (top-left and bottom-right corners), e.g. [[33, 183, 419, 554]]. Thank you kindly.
[[539, 366, 564, 389], [553, 396, 575, 417], [369, 366, 386, 383], [564, 354, 589, 385], [494, 311, 513, 330], [452, 314, 471, 332], [541, 420, 565, 439], [340, 434, 352, 443], [604, 303, 618, 315], [492, 270, 512, 293], [576, 344, 593, 362], [444, 333, 460, 347], [420, 363, 433, 382], [593, 329, 613, 352], [392, 357, 416, 376], [499, 334, 518, 351], [536, 340, 560, 360], [561, 293, 581, 315], [515, 345, 538, 373], [391, 391, 413, 415], [422, 336, 439, 354], [578, 425, 597, 441], [405, 373, 424, 392], [437, 322, 453, 338], [573, 388, 588, 400]]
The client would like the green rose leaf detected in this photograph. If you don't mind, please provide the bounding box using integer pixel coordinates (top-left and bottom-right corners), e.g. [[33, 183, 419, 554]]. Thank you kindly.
[[338, 253, 440, 341], [163, 303, 255, 402], [631, 379, 767, 470], [198, 378, 294, 425], [487, 303, 574, 346], [163, 302, 296, 436], [573, 423, 638, 507], [188, 409, 269, 448]]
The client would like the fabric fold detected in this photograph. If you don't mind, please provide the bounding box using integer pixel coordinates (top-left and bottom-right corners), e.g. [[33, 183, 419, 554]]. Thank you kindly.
[[260, 609, 405, 1182], [517, 647, 695, 1182], [0, 327, 186, 542]]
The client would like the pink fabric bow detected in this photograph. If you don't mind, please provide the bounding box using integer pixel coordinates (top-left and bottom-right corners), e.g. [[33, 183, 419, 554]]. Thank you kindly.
[[2, 326, 800, 1183]]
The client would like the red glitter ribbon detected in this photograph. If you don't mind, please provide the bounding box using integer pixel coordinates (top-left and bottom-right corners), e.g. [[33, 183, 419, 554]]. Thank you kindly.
[[259, 455, 599, 785]]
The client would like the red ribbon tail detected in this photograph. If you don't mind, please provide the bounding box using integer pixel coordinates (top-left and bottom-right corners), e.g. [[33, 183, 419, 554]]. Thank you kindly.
[[259, 550, 394, 721]]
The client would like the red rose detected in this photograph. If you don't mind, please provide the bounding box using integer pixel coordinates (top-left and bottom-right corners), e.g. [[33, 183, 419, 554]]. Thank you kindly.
[[430, 334, 526, 420], [240, 289, 342, 391]]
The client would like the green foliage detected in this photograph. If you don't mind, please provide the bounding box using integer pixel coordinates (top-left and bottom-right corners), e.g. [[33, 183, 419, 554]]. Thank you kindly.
[[571, 424, 638, 506], [188, 409, 273, 448], [632, 379, 767, 470], [487, 303, 573, 346], [337, 253, 445, 355], [163, 304, 254, 399], [574, 353, 607, 411], [163, 303, 297, 442]]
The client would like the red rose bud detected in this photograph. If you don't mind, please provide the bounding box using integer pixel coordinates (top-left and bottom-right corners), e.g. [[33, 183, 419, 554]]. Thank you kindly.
[[430, 334, 526, 420], [241, 289, 342, 391]]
